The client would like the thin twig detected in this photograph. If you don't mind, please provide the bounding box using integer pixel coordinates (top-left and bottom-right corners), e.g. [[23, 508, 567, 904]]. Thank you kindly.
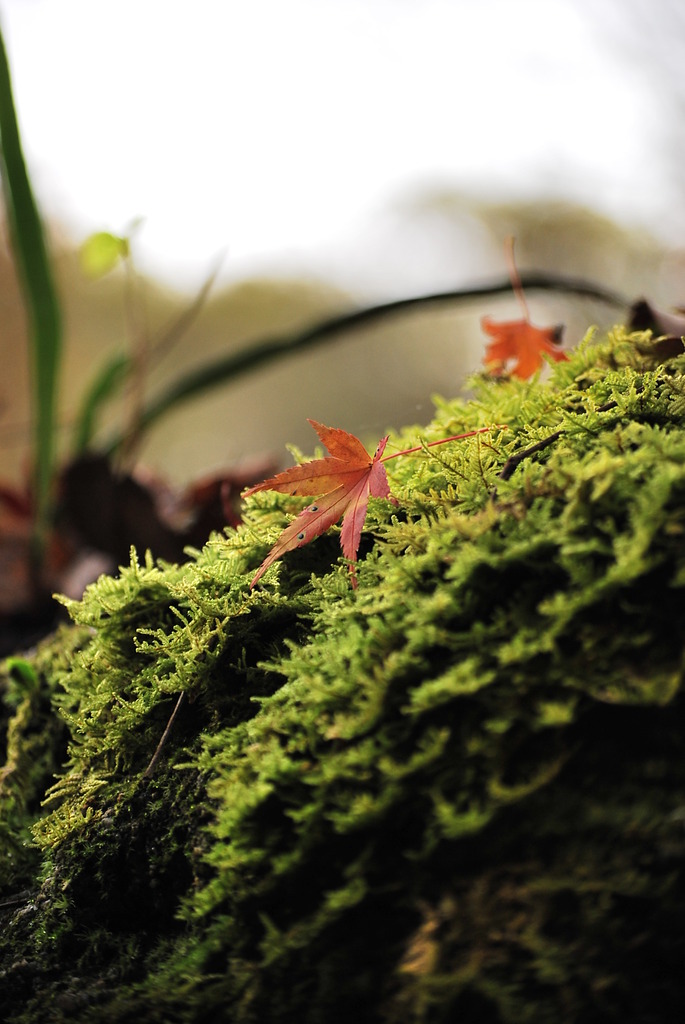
[[143, 691, 186, 779], [497, 430, 565, 483], [494, 400, 620, 489], [0, 889, 34, 911]]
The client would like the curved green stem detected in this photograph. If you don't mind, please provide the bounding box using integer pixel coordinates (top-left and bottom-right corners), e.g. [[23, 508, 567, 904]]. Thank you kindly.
[[106, 272, 626, 455]]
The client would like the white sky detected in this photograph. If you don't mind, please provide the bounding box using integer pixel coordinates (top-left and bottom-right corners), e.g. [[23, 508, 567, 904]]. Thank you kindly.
[[0, 0, 676, 293]]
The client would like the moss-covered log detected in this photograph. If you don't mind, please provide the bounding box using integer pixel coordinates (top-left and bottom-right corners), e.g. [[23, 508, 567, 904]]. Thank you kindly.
[[2, 328, 685, 1023]]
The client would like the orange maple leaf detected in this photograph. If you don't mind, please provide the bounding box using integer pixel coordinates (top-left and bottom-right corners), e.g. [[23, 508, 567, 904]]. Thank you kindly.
[[244, 419, 502, 588], [481, 315, 566, 379], [481, 237, 568, 379]]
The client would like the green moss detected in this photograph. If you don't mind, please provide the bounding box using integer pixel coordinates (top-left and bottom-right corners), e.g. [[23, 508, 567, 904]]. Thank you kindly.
[[0, 630, 85, 891], [1, 328, 685, 1022]]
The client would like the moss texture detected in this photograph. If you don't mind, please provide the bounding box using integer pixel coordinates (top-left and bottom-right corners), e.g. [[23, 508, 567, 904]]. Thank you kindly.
[[1, 327, 685, 1022]]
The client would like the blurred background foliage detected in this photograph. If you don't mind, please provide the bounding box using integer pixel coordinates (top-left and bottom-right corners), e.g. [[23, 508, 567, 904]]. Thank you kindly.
[[2, 0, 685, 489], [2, 197, 681, 489]]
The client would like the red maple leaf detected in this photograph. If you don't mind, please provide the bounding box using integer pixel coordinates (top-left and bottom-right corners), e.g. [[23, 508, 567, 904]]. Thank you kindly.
[[481, 237, 568, 379], [244, 419, 395, 588], [244, 419, 503, 588]]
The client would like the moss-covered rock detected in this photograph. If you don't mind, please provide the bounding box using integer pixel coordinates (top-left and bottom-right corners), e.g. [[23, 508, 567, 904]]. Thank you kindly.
[[2, 328, 685, 1022]]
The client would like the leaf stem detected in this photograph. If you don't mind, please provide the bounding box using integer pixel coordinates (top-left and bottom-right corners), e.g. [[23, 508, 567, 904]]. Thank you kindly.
[[505, 236, 530, 322], [381, 426, 506, 462]]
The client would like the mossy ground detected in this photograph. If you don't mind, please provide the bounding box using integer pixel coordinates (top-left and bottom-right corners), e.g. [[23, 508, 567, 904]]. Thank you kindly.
[[1, 328, 685, 1022]]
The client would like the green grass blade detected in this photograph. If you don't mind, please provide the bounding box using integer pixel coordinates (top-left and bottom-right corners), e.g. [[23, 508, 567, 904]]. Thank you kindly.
[[0, 26, 62, 565]]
